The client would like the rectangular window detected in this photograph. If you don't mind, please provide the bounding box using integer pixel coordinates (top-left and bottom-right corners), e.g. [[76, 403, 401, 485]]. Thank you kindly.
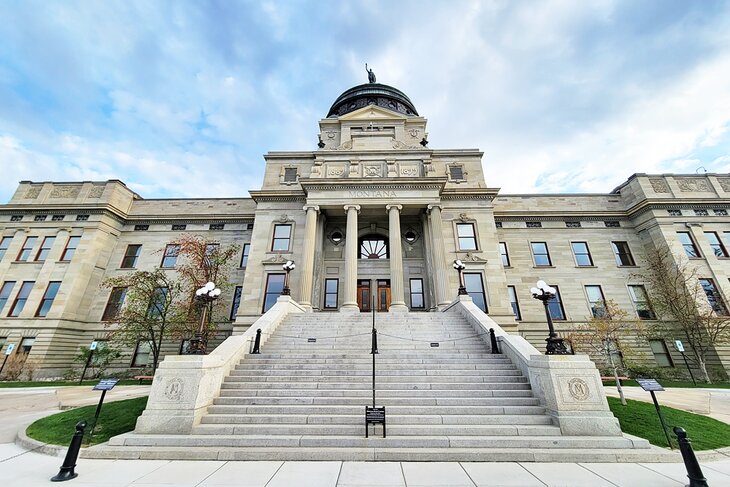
[[241, 243, 250, 267], [102, 287, 127, 321], [507, 286, 521, 320], [694, 209, 709, 216], [20, 337, 35, 354], [272, 224, 292, 251], [10, 215, 23, 222], [324, 278, 339, 309], [120, 244, 142, 268], [263, 274, 285, 312], [628, 285, 656, 320], [230, 286, 243, 320], [464, 272, 487, 313], [172, 224, 187, 231], [16, 236, 37, 261], [456, 223, 478, 251], [8, 281, 34, 317], [678, 232, 701, 258], [34, 236, 56, 262], [51, 215, 64, 221], [284, 167, 298, 182], [571, 242, 593, 267], [131, 341, 151, 367], [179, 339, 190, 354], [611, 241, 635, 266], [76, 215, 90, 221], [705, 232, 728, 257], [649, 340, 673, 367], [160, 244, 180, 268], [531, 242, 552, 266], [147, 287, 169, 319], [34, 215, 47, 222], [547, 285, 566, 320], [409, 278, 424, 309], [699, 278, 728, 315], [209, 223, 225, 230], [0, 236, 12, 261], [35, 281, 61, 317], [0, 281, 16, 313], [203, 243, 219, 268], [499, 242, 510, 266], [133, 224, 148, 231], [60, 236, 81, 261], [585, 285, 606, 318], [449, 165, 464, 180]]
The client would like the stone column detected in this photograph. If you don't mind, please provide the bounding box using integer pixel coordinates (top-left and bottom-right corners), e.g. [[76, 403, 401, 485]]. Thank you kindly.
[[428, 204, 451, 308], [298, 205, 320, 311], [386, 204, 408, 312], [340, 204, 360, 313]]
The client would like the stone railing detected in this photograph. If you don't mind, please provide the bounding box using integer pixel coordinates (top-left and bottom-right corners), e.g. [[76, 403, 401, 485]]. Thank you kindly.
[[446, 295, 622, 436], [134, 296, 305, 434]]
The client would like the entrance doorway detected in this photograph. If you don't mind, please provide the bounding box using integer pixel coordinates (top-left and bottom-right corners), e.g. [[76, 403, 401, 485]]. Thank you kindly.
[[357, 280, 371, 312], [357, 279, 391, 312], [377, 280, 391, 312]]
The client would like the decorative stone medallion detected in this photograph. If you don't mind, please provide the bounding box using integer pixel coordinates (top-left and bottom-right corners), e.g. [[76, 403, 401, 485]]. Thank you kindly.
[[568, 378, 590, 401], [649, 178, 670, 193], [363, 165, 381, 177], [164, 378, 184, 401]]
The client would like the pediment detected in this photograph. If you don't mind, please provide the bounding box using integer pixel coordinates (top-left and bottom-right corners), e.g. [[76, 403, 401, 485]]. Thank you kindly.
[[337, 105, 408, 121]]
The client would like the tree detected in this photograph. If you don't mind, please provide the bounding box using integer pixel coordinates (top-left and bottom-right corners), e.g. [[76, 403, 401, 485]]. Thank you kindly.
[[641, 246, 730, 383], [103, 269, 186, 374], [571, 300, 645, 405], [73, 344, 121, 379]]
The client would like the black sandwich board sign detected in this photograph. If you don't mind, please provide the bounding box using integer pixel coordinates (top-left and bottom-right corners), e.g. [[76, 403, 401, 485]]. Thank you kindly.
[[365, 406, 386, 438], [636, 378, 664, 392], [636, 378, 673, 449]]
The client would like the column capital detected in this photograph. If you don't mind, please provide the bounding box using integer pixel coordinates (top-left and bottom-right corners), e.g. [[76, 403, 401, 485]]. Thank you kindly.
[[343, 204, 361, 214], [427, 204, 443, 214], [385, 204, 403, 213], [302, 204, 320, 213]]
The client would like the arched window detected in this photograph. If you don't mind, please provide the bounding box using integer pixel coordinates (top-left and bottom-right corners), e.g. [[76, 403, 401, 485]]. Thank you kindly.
[[359, 234, 388, 259]]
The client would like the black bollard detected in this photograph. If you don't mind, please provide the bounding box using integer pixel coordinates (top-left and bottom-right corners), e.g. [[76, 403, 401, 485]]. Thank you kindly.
[[371, 328, 379, 355], [489, 328, 500, 354], [51, 420, 87, 482], [252, 329, 262, 354], [673, 427, 709, 487]]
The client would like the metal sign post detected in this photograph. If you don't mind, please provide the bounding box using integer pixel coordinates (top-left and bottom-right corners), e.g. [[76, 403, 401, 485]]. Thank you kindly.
[[365, 293, 385, 438], [88, 378, 119, 439], [0, 343, 15, 376], [79, 341, 98, 384], [637, 378, 673, 449], [674, 340, 696, 386]]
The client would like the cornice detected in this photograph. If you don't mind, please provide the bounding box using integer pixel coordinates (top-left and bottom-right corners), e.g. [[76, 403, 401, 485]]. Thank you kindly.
[[248, 189, 307, 203], [441, 187, 499, 201], [494, 212, 626, 222], [299, 177, 447, 193]]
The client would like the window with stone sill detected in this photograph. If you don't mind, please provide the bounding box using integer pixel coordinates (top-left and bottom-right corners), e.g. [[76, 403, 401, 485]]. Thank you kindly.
[[60, 236, 81, 261], [0, 236, 13, 261]]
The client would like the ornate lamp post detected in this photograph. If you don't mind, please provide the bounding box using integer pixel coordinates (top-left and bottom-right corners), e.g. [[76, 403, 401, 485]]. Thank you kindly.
[[453, 259, 468, 296], [281, 260, 295, 296], [530, 280, 569, 355], [188, 281, 221, 355]]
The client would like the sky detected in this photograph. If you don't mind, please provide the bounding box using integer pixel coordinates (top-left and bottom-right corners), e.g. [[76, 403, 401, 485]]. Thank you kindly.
[[1, 0, 730, 202]]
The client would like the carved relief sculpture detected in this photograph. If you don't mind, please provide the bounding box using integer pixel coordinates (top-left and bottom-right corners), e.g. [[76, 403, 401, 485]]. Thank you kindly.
[[49, 185, 81, 199], [88, 185, 105, 198], [677, 178, 711, 192], [718, 178, 730, 192], [24, 185, 42, 199], [648, 178, 670, 193]]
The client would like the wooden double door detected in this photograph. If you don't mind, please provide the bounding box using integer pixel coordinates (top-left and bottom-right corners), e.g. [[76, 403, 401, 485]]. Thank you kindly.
[[357, 279, 390, 312]]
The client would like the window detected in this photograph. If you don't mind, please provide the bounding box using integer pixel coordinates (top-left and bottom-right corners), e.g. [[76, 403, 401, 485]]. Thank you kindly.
[[60, 236, 81, 261], [409, 278, 424, 309], [147, 287, 169, 319], [263, 274, 285, 312], [628, 285, 656, 320], [705, 232, 728, 257], [284, 167, 298, 182], [611, 241, 635, 266], [10, 215, 23, 222], [714, 209, 728, 216], [121, 244, 142, 268], [649, 340, 673, 367], [247, 223, 255, 230], [565, 221, 581, 228], [8, 281, 34, 317], [16, 236, 37, 261], [230, 286, 243, 320], [0, 236, 12, 261], [495, 222, 502, 228], [35, 281, 61, 317], [694, 209, 709, 216], [34, 236, 55, 262], [464, 273, 487, 313], [449, 165, 464, 180], [677, 232, 701, 258], [360, 235, 388, 259], [210, 223, 225, 230], [102, 287, 127, 321], [34, 215, 47, 222], [456, 223, 477, 250], [526, 222, 542, 228], [20, 337, 35, 354], [51, 215, 65, 221], [324, 279, 339, 309], [604, 221, 620, 228], [272, 224, 292, 251], [571, 242, 593, 266], [203, 243, 219, 268], [160, 244, 180, 268], [499, 242, 510, 266], [531, 242, 551, 266], [134, 224, 148, 231], [699, 278, 728, 315], [131, 341, 151, 367], [0, 281, 15, 313], [668, 209, 682, 216], [585, 285, 606, 318], [507, 286, 521, 320], [546, 285, 566, 320], [76, 215, 90, 221], [404, 230, 417, 244], [179, 339, 191, 354], [241, 243, 250, 267], [172, 224, 187, 231]]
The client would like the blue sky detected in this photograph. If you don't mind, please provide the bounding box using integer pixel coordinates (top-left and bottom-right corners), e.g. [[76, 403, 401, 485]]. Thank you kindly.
[[1, 0, 729, 201]]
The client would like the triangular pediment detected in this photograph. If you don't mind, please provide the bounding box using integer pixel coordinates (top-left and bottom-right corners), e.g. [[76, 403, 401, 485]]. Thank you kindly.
[[337, 105, 408, 121]]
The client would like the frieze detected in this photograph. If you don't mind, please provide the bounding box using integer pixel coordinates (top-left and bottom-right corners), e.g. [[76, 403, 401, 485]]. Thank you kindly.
[[719, 178, 730, 192], [326, 166, 346, 177], [363, 165, 381, 177], [88, 185, 105, 198], [648, 178, 670, 193], [24, 185, 42, 199], [676, 178, 711, 192], [49, 185, 81, 199], [348, 190, 397, 198], [400, 166, 419, 177]]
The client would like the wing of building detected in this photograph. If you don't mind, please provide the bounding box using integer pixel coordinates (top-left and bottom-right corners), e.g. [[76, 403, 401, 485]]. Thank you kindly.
[[1, 79, 729, 380]]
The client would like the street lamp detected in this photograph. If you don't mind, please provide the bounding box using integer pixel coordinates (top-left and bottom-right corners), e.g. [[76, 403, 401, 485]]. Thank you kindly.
[[188, 281, 221, 354], [530, 280, 569, 355], [453, 259, 468, 295], [281, 260, 295, 296]]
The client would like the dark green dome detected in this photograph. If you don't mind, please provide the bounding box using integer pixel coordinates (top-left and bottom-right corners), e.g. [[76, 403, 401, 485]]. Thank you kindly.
[[327, 83, 419, 118]]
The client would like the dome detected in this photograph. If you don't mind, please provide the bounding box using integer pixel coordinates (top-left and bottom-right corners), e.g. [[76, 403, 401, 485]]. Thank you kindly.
[[327, 83, 419, 118]]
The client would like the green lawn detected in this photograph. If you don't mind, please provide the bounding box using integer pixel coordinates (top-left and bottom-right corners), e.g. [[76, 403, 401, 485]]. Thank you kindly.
[[26, 396, 148, 446], [607, 396, 730, 450], [0, 379, 149, 388], [602, 379, 730, 389]]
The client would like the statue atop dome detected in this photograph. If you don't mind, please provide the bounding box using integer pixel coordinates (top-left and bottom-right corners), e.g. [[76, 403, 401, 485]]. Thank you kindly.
[[365, 63, 376, 83]]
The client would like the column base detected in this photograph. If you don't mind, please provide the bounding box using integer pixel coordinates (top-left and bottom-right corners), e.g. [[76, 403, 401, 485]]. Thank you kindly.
[[339, 304, 360, 314], [388, 303, 409, 313]]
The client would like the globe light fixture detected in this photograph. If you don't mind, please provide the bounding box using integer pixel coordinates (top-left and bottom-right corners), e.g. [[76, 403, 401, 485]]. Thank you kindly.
[[453, 259, 468, 296], [531, 280, 569, 355], [188, 282, 221, 354], [281, 260, 296, 296]]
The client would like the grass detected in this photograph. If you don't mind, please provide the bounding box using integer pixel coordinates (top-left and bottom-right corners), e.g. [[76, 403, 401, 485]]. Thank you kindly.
[[602, 379, 730, 389], [0, 379, 150, 388], [607, 396, 730, 450], [26, 396, 148, 446]]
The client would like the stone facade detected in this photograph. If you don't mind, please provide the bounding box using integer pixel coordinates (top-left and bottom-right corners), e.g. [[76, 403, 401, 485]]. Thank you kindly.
[[1, 83, 730, 379]]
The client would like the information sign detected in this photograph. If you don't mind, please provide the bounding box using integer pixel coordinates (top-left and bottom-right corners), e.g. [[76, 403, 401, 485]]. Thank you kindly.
[[4, 343, 14, 355], [365, 406, 386, 438], [430, 342, 439, 348], [636, 378, 664, 392], [307, 338, 317, 343], [89, 341, 98, 351], [93, 378, 119, 391], [675, 340, 684, 352]]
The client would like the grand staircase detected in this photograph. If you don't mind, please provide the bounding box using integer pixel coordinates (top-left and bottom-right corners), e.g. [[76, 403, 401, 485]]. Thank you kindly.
[[100, 312, 659, 461]]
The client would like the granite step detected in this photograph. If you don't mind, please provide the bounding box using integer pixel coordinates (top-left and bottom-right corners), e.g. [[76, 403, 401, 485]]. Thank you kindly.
[[212, 396, 541, 406], [205, 404, 548, 415], [191, 424, 562, 436], [200, 413, 552, 425]]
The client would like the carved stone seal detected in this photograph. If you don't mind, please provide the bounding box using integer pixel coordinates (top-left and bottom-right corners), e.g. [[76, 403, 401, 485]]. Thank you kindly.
[[568, 378, 590, 401], [164, 378, 184, 401]]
